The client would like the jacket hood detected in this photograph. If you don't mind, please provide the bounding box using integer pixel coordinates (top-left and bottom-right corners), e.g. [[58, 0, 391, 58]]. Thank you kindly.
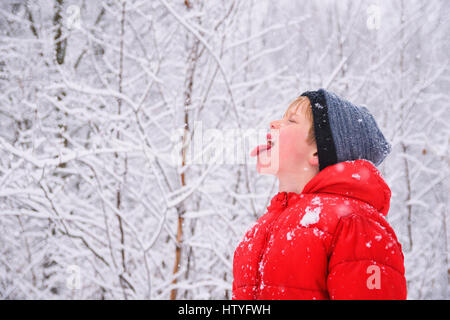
[[268, 159, 391, 216], [302, 159, 391, 216]]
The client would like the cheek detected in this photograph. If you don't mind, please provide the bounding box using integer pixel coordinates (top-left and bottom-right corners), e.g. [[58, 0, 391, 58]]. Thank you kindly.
[[279, 128, 307, 157]]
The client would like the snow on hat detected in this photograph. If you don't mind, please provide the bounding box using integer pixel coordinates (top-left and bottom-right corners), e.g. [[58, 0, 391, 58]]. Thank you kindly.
[[300, 88, 391, 171]]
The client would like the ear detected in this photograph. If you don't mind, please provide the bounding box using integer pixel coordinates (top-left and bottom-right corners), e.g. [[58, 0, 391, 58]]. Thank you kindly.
[[309, 151, 319, 167]]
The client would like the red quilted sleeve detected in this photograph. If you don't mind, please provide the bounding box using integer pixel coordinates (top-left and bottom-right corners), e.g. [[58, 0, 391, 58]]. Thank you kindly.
[[326, 214, 407, 300]]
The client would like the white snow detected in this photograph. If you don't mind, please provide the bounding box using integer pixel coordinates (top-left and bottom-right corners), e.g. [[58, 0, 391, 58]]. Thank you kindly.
[[300, 205, 322, 227], [286, 231, 293, 240], [335, 163, 345, 172], [314, 102, 324, 109], [311, 196, 321, 205], [351, 173, 361, 180], [312, 227, 325, 238], [300, 197, 322, 227]]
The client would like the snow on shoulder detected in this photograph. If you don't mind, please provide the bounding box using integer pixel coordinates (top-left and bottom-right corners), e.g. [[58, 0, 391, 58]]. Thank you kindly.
[[300, 196, 322, 227]]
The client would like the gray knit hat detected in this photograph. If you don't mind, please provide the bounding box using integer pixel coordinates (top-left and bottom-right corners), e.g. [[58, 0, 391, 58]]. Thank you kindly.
[[300, 88, 391, 171]]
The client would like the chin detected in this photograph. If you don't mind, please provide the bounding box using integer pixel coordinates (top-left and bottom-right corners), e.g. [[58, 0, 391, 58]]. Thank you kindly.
[[256, 161, 279, 175]]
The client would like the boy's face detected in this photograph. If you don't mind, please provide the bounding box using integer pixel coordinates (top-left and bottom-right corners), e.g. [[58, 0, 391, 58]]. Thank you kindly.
[[255, 101, 318, 175]]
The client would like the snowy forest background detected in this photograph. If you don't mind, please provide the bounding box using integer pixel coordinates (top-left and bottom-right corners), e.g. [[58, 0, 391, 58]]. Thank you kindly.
[[0, 0, 448, 299]]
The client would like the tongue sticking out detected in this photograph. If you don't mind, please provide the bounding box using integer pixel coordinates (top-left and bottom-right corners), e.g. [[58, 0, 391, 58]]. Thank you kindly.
[[250, 144, 271, 157]]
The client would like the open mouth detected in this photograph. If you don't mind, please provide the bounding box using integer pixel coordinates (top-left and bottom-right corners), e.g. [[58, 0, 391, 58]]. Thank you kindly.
[[250, 132, 275, 157], [267, 132, 275, 147]]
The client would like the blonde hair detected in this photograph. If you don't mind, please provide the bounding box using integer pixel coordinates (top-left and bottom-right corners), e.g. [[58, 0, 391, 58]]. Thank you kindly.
[[283, 96, 316, 145]]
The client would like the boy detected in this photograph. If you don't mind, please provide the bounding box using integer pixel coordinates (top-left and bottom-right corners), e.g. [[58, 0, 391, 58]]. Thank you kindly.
[[233, 88, 407, 299]]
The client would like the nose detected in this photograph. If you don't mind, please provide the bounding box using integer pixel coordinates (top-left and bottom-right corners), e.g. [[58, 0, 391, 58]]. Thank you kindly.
[[270, 119, 283, 129]]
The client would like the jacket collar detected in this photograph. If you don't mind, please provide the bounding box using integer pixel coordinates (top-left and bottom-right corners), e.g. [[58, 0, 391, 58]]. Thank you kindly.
[[267, 191, 300, 212], [267, 160, 391, 216]]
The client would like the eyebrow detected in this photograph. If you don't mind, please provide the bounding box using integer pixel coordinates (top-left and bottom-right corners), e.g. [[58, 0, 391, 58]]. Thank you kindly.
[[284, 109, 302, 118]]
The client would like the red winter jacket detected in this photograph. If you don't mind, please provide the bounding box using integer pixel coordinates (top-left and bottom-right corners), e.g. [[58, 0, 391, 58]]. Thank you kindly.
[[232, 159, 407, 300]]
